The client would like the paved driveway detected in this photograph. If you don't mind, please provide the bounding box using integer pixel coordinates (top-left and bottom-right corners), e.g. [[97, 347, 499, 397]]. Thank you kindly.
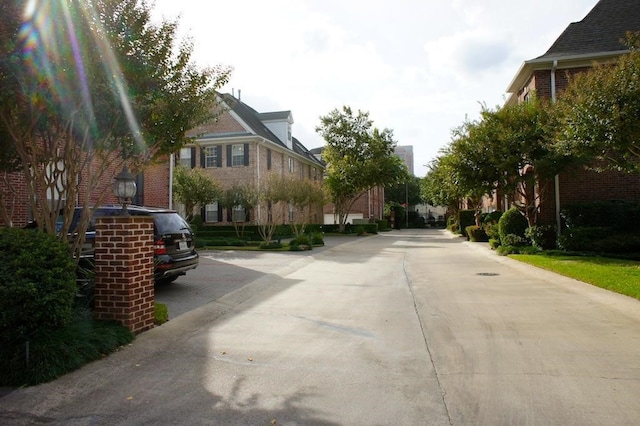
[[1, 229, 640, 425]]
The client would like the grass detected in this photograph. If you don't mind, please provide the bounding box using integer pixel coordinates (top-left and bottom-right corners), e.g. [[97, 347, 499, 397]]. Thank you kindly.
[[511, 252, 640, 300], [0, 309, 134, 387]]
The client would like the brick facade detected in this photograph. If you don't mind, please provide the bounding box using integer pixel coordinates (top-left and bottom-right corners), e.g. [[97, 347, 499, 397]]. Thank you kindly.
[[93, 216, 155, 334], [512, 65, 640, 225]]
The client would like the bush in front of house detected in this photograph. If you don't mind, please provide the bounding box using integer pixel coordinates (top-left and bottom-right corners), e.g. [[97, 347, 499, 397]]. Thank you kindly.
[[465, 225, 488, 242], [498, 208, 529, 245], [458, 210, 476, 236], [290, 234, 313, 251], [0, 228, 77, 346], [557, 227, 612, 252], [526, 225, 557, 250]]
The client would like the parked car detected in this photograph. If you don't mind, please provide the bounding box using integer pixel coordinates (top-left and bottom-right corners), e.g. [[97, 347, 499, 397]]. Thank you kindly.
[[70, 205, 199, 284]]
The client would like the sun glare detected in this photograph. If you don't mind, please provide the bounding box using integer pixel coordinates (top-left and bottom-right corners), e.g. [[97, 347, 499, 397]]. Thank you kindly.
[[19, 0, 146, 153]]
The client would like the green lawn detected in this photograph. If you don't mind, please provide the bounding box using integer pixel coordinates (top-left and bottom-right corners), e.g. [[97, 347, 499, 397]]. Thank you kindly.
[[511, 253, 640, 300]]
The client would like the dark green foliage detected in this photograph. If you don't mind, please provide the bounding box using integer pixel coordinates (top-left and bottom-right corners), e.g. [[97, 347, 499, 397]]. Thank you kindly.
[[526, 225, 557, 250], [376, 219, 389, 231], [259, 241, 283, 250], [0, 309, 134, 386], [458, 210, 476, 233], [466, 225, 488, 242], [0, 228, 76, 345], [310, 232, 325, 246], [290, 234, 313, 250], [496, 244, 540, 256], [489, 238, 501, 249], [557, 227, 612, 252], [482, 210, 503, 224], [501, 234, 529, 247], [561, 201, 640, 231], [498, 208, 529, 243], [593, 234, 640, 253]]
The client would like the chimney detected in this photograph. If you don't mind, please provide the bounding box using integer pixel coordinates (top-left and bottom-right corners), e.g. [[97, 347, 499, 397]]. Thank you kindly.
[[238, 89, 241, 101], [232, 88, 235, 97]]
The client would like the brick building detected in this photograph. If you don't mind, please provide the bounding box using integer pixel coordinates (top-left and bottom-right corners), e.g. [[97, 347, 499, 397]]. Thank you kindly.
[[500, 0, 640, 226], [0, 152, 170, 228], [180, 93, 325, 225]]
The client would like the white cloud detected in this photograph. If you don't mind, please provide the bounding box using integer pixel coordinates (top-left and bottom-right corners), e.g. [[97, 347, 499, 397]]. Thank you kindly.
[[152, 0, 599, 176]]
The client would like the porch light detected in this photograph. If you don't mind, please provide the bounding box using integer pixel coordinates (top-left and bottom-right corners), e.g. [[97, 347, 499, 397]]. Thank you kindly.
[[113, 165, 137, 215]]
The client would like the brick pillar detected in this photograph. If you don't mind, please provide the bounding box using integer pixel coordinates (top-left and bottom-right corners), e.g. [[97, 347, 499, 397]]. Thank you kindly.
[[94, 216, 155, 334]]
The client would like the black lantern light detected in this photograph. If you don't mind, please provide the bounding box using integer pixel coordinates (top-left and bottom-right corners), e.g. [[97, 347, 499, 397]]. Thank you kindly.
[[113, 166, 137, 215]]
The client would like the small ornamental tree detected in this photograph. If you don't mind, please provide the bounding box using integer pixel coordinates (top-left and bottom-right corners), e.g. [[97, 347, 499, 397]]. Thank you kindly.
[[222, 183, 259, 238], [172, 166, 222, 222]]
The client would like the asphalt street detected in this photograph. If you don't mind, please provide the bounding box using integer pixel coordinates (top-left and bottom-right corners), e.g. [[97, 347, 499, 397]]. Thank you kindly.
[[1, 229, 640, 425]]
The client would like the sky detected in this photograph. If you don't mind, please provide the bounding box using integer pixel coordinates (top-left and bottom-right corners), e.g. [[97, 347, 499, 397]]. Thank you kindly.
[[152, 0, 598, 177]]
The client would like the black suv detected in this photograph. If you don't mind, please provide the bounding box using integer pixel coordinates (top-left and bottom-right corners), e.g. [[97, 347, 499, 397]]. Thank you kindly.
[[70, 205, 199, 284]]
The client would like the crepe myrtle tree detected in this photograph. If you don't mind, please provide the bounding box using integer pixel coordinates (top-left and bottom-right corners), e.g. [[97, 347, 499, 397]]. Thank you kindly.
[[0, 0, 230, 259], [172, 166, 222, 222], [316, 106, 408, 232], [554, 32, 640, 174]]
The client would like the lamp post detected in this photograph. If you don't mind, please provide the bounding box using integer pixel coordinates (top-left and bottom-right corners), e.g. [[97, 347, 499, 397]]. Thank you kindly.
[[113, 166, 137, 215]]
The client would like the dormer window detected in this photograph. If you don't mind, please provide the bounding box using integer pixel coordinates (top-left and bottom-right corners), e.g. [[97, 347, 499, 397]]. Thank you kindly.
[[287, 123, 292, 142]]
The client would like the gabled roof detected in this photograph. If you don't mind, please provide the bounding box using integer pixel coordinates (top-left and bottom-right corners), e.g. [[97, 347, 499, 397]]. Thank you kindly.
[[538, 0, 639, 59], [293, 137, 325, 166], [259, 111, 293, 122], [506, 0, 640, 100], [198, 93, 323, 167], [217, 93, 287, 149]]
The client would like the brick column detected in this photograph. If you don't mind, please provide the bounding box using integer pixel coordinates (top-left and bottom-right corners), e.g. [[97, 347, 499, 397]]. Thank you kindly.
[[94, 216, 155, 334]]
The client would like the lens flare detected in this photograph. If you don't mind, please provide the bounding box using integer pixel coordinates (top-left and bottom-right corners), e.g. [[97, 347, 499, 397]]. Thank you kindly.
[[18, 0, 146, 154]]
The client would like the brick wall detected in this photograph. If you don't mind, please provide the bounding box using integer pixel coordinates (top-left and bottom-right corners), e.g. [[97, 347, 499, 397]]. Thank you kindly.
[[93, 216, 155, 334]]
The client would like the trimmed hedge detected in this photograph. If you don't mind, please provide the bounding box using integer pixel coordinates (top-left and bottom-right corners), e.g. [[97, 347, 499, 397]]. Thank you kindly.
[[498, 208, 528, 243], [0, 228, 76, 346]]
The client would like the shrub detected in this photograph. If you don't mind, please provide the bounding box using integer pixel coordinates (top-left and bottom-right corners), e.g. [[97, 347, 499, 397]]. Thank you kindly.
[[154, 303, 169, 325], [526, 225, 557, 250], [482, 210, 503, 225], [458, 210, 476, 232], [310, 232, 324, 246], [489, 238, 501, 249], [483, 222, 500, 242], [0, 228, 76, 346], [466, 225, 488, 242], [355, 225, 366, 236], [592, 234, 640, 254], [376, 219, 389, 231], [290, 234, 313, 251], [560, 200, 640, 230], [259, 241, 282, 250], [498, 208, 529, 244], [501, 233, 528, 246], [557, 227, 611, 252]]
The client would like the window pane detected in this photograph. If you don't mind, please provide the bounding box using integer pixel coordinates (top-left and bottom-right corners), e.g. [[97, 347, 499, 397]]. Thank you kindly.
[[232, 144, 244, 166], [180, 148, 191, 167], [205, 146, 218, 168], [205, 202, 218, 222]]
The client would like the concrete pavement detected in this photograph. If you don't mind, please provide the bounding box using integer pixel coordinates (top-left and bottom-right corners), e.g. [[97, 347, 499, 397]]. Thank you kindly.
[[1, 229, 640, 425]]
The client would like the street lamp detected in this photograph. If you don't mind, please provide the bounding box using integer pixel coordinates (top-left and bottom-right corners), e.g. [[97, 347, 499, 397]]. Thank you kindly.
[[113, 165, 137, 215]]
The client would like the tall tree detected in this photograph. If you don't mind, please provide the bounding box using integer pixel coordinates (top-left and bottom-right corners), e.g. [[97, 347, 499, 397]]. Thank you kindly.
[[554, 32, 640, 173], [316, 106, 408, 232], [385, 176, 423, 207], [0, 0, 230, 256], [421, 153, 465, 215]]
